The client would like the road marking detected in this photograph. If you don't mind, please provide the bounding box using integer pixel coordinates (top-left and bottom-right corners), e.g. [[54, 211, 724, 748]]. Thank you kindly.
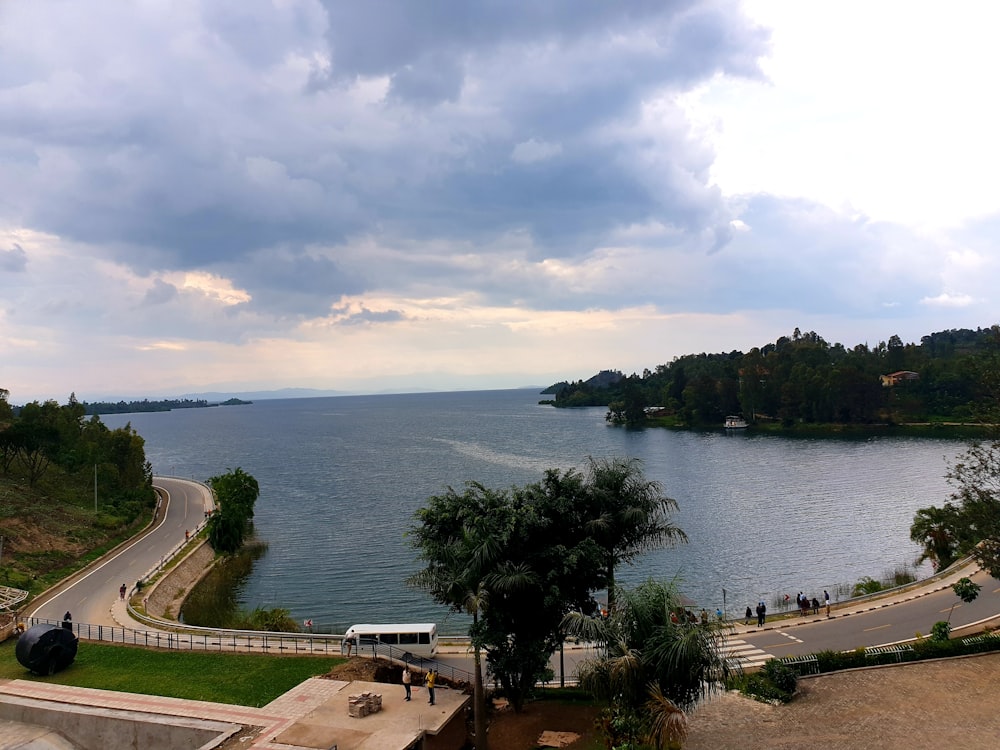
[[776, 631, 803, 644], [863, 624, 891, 632], [720, 637, 775, 670]]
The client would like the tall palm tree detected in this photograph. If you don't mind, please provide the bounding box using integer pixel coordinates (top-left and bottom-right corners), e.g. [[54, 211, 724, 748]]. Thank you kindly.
[[584, 456, 687, 607], [910, 505, 960, 570], [408, 485, 509, 749]]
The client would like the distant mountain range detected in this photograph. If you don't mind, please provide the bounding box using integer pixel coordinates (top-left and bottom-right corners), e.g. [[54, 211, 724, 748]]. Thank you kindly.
[[179, 387, 352, 401]]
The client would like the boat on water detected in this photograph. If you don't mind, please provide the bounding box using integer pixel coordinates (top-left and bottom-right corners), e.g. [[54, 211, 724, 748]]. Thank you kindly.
[[724, 416, 748, 429]]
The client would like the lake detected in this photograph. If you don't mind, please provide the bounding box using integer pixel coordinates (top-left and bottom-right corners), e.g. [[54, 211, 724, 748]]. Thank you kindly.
[[101, 388, 966, 634]]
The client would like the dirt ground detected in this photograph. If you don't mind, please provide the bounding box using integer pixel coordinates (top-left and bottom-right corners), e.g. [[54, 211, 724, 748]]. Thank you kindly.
[[328, 653, 1000, 750], [684, 652, 1000, 750]]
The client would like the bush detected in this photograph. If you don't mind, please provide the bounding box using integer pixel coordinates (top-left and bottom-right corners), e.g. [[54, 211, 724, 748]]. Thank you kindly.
[[737, 659, 798, 703], [762, 660, 798, 694], [931, 621, 951, 642], [852, 576, 883, 596], [815, 648, 867, 673], [740, 672, 794, 704]]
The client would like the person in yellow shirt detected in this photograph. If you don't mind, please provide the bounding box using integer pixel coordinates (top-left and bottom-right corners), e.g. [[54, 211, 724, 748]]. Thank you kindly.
[[425, 669, 436, 705]]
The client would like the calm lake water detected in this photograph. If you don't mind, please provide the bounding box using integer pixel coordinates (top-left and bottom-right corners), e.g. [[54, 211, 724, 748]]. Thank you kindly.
[[102, 388, 966, 634]]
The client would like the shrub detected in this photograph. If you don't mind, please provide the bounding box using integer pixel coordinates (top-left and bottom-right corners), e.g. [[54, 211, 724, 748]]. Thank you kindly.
[[852, 576, 883, 596], [762, 659, 797, 694], [740, 671, 794, 704], [815, 648, 867, 673], [737, 659, 798, 703], [931, 621, 951, 642], [885, 565, 917, 587]]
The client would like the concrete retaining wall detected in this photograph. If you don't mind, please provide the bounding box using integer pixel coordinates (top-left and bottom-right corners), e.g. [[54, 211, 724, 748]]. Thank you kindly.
[[0, 694, 239, 750]]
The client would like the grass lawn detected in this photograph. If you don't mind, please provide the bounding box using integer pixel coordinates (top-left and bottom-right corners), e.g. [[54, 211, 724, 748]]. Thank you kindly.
[[0, 639, 341, 707]]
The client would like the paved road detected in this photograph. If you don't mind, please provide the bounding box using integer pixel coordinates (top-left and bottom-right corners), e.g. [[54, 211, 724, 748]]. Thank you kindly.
[[21, 479, 1000, 683], [722, 564, 1000, 669], [26, 477, 213, 627]]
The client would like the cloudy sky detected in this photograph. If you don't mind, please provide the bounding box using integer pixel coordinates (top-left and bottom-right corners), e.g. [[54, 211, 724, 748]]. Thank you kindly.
[[3, 1, 999, 403]]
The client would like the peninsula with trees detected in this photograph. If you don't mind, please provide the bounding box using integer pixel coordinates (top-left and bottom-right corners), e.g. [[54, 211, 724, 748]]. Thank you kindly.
[[544, 325, 1000, 429]]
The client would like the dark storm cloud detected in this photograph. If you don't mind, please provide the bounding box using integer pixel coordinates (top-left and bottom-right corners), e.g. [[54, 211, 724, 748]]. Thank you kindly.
[[0, 0, 768, 316], [225, 248, 367, 318]]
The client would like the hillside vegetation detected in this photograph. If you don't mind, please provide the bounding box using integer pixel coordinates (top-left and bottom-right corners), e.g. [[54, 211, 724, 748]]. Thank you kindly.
[[0, 390, 155, 595], [549, 326, 1000, 428]]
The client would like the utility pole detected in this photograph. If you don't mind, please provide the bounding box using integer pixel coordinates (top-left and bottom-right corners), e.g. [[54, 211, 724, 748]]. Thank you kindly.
[[94, 464, 98, 512]]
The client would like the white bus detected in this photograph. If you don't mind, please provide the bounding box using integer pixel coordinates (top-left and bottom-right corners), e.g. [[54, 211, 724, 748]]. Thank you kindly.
[[343, 623, 438, 658]]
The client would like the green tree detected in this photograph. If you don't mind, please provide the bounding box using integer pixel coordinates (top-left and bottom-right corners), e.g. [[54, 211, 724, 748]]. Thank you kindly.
[[408, 481, 511, 744], [910, 505, 963, 571], [563, 579, 730, 749], [10, 401, 61, 486], [409, 469, 606, 714], [207, 467, 260, 553], [583, 456, 686, 608], [943, 438, 1000, 576], [947, 576, 981, 624]]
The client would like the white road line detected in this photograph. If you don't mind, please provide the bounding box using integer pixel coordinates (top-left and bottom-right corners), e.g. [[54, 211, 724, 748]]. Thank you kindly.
[[720, 638, 775, 669]]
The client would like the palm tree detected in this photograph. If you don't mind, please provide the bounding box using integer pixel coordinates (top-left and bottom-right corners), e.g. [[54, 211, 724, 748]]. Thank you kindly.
[[910, 505, 960, 570], [563, 579, 731, 748], [408, 484, 509, 749], [584, 456, 687, 607]]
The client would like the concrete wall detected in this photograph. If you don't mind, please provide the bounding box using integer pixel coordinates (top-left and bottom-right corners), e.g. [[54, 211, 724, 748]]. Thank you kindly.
[[422, 698, 469, 750], [0, 695, 240, 750]]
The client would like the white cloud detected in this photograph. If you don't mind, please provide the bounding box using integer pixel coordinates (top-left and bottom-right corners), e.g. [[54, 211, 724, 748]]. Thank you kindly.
[[684, 0, 1000, 230], [921, 293, 976, 308], [1, 1, 999, 403]]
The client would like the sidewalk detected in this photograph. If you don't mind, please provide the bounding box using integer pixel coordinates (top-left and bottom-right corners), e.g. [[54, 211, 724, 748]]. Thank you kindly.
[[727, 556, 995, 638]]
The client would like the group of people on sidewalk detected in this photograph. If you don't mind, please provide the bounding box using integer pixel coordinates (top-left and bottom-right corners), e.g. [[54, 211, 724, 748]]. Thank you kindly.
[[744, 590, 833, 626]]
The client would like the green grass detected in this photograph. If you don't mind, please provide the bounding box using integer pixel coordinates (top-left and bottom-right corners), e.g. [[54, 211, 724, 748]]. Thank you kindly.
[[0, 639, 342, 707]]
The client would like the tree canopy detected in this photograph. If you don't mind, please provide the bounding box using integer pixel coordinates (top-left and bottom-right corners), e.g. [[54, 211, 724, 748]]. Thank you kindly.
[[549, 325, 1000, 428], [0, 390, 153, 517], [408, 457, 686, 715], [583, 456, 686, 606], [910, 347, 1000, 576], [562, 578, 731, 749], [207, 467, 260, 553]]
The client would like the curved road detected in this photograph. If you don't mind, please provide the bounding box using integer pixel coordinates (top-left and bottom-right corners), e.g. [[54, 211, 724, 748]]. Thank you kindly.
[[21, 479, 1000, 678], [26, 477, 213, 627], [724, 565, 1000, 668]]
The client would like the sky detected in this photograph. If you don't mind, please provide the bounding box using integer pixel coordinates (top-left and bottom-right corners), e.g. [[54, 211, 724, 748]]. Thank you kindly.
[[3, 1, 1000, 403]]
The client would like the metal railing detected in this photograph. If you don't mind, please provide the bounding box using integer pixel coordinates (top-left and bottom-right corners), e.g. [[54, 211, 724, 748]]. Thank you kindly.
[[353, 639, 474, 684], [27, 617, 347, 655]]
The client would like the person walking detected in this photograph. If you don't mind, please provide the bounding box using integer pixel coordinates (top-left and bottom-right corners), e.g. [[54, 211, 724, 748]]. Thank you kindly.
[[744, 605, 753, 625], [824, 589, 831, 617], [402, 665, 412, 701], [425, 669, 436, 705], [756, 601, 766, 627], [119, 583, 126, 600]]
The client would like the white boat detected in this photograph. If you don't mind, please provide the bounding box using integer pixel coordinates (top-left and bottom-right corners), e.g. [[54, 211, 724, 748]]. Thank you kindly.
[[724, 416, 748, 429]]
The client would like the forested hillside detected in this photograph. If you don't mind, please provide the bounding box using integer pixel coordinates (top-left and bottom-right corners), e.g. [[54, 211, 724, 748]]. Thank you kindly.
[[548, 326, 1000, 428], [0, 389, 155, 592]]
